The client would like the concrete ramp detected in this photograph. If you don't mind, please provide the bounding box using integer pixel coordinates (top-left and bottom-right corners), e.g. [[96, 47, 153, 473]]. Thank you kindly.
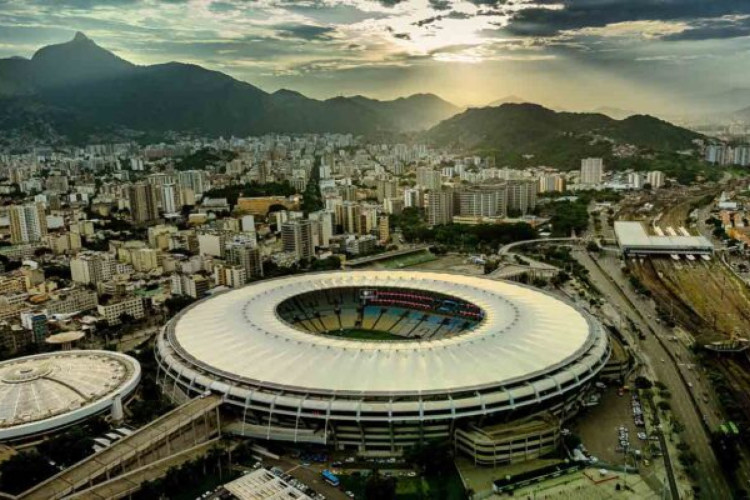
[[19, 395, 222, 500]]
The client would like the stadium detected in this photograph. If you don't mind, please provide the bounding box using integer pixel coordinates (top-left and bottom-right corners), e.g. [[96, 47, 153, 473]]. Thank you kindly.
[[156, 271, 610, 464], [0, 351, 141, 442]]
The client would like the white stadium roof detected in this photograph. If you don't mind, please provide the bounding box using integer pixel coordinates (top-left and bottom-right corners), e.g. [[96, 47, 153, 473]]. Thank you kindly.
[[0, 351, 140, 441], [168, 271, 597, 395]]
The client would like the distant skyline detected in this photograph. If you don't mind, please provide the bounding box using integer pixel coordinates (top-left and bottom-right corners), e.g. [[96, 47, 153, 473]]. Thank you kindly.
[[2, 0, 750, 114]]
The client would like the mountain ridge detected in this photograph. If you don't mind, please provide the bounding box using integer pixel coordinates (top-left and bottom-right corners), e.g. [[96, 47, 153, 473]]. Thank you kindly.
[[425, 103, 703, 168], [0, 33, 460, 139]]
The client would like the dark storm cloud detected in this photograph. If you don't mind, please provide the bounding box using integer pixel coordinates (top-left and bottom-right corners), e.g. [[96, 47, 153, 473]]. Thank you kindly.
[[505, 0, 750, 37], [393, 32, 411, 40], [275, 24, 335, 41], [663, 17, 750, 41]]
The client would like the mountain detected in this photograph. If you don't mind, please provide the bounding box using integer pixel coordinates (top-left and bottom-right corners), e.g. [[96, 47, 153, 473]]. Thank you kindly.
[[0, 33, 459, 140], [425, 103, 702, 168], [593, 106, 637, 120], [488, 95, 529, 107]]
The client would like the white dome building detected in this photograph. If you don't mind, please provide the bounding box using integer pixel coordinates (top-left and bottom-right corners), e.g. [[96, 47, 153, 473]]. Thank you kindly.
[[0, 351, 141, 441]]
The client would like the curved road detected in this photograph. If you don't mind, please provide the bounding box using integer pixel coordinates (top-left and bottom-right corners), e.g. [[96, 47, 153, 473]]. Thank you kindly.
[[498, 237, 581, 255]]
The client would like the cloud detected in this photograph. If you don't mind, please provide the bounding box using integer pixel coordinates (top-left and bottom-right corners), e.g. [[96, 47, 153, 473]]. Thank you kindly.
[[275, 23, 336, 41], [428, 0, 451, 11], [505, 0, 750, 37], [662, 16, 750, 41]]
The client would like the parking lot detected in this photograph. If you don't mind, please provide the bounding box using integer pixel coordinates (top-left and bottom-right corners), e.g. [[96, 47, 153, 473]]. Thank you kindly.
[[573, 388, 649, 465]]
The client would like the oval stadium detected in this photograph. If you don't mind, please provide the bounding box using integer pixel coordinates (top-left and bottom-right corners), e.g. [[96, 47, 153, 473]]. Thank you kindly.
[[156, 271, 611, 465], [0, 350, 141, 442]]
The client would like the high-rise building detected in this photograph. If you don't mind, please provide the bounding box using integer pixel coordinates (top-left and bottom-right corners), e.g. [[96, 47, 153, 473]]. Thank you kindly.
[[281, 219, 314, 261], [339, 202, 363, 235], [646, 171, 665, 189], [226, 239, 263, 279], [309, 210, 334, 247], [378, 215, 390, 244], [457, 187, 507, 217], [403, 188, 421, 208], [627, 172, 644, 189], [9, 203, 48, 244], [416, 168, 442, 191], [506, 181, 537, 215], [70, 252, 118, 285], [161, 183, 181, 215], [384, 198, 404, 215], [538, 174, 566, 193], [177, 170, 207, 196], [128, 182, 158, 224], [427, 189, 454, 226], [376, 179, 400, 202], [580, 158, 604, 185]]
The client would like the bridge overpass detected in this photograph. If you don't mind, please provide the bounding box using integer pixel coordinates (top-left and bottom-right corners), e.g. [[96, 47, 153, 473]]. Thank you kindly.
[[64, 439, 221, 500], [498, 237, 581, 256], [18, 395, 222, 500]]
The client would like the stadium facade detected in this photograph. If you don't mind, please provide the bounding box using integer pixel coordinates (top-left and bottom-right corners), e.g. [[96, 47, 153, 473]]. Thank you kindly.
[[156, 271, 610, 464]]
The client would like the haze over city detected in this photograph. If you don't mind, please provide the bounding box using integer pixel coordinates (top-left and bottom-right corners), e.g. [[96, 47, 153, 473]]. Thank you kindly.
[[3, 0, 750, 114]]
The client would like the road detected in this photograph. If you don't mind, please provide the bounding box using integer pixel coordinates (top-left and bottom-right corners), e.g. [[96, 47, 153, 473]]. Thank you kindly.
[[497, 237, 580, 255], [573, 249, 732, 500]]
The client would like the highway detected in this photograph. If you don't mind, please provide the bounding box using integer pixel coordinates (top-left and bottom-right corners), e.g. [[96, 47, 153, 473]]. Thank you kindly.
[[573, 249, 732, 499]]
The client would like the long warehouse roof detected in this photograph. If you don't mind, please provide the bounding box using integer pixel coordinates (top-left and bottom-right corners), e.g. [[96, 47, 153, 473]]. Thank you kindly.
[[614, 221, 714, 250]]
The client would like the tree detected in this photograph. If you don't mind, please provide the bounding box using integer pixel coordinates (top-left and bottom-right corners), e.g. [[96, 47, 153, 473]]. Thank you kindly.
[[586, 241, 600, 252], [406, 440, 454, 477], [39, 426, 95, 466], [365, 470, 396, 500], [0, 451, 56, 494], [634, 376, 653, 389]]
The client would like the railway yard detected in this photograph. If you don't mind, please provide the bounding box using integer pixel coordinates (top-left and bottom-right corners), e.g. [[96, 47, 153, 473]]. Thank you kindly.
[[603, 180, 750, 497]]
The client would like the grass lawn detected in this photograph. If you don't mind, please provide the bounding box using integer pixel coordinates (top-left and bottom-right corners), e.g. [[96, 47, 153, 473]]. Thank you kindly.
[[322, 328, 406, 341], [381, 251, 437, 269]]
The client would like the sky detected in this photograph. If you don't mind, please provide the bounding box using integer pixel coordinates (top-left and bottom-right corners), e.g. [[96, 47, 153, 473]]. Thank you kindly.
[[2, 0, 750, 115]]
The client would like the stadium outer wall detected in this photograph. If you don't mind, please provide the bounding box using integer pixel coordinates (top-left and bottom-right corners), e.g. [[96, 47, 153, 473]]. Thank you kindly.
[[155, 272, 610, 460]]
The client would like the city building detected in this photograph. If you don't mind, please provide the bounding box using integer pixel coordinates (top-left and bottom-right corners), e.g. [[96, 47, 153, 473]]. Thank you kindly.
[[161, 183, 181, 215], [70, 252, 118, 285], [646, 170, 665, 189], [226, 239, 263, 279], [9, 203, 48, 244], [457, 186, 507, 218], [128, 182, 159, 224], [97, 296, 146, 325], [281, 219, 314, 261], [427, 188, 454, 226], [580, 158, 604, 185], [538, 174, 566, 193], [416, 167, 442, 191]]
